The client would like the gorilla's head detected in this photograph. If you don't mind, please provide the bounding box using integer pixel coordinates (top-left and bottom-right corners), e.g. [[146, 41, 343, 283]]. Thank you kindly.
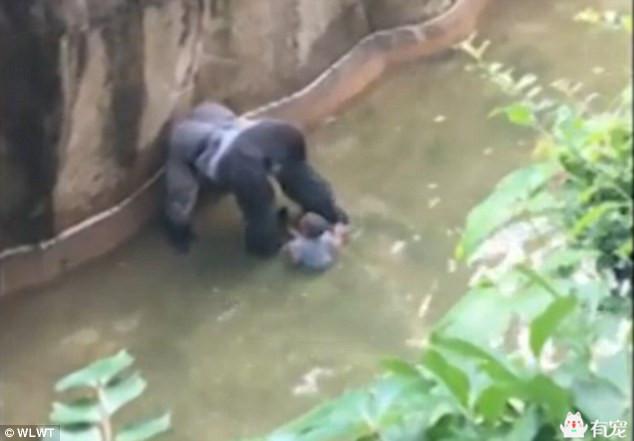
[[189, 102, 236, 125]]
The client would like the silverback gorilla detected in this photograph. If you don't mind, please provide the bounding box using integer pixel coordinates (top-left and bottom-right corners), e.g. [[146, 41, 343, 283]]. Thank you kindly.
[[164, 102, 348, 256]]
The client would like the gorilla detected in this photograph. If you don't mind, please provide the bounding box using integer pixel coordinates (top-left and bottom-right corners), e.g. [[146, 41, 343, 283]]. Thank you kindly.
[[164, 102, 348, 256]]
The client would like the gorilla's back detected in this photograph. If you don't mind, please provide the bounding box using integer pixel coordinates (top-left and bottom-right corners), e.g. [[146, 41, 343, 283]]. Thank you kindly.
[[234, 119, 307, 163]]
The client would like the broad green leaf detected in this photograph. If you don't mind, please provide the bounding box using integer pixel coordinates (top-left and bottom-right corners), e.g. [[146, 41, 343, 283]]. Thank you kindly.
[[380, 413, 428, 441], [572, 377, 628, 421], [522, 190, 562, 214], [529, 295, 577, 357], [516, 265, 565, 298], [264, 390, 372, 441], [102, 372, 147, 414], [421, 349, 470, 407], [365, 376, 438, 432], [50, 400, 101, 425], [439, 278, 555, 347], [538, 248, 597, 275], [431, 335, 518, 385], [437, 286, 513, 343], [56, 351, 134, 391], [475, 385, 511, 422], [594, 348, 632, 394], [523, 375, 571, 422], [457, 163, 558, 260], [116, 413, 171, 441]]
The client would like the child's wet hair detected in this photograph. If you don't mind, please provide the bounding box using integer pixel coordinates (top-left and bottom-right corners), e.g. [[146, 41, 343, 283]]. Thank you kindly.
[[299, 212, 330, 239]]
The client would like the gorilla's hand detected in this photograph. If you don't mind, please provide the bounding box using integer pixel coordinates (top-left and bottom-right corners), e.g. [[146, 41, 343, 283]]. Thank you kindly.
[[334, 205, 350, 225], [277, 162, 348, 225], [164, 219, 196, 254]]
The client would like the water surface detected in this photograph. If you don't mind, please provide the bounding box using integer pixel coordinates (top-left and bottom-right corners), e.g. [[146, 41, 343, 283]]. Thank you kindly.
[[0, 0, 630, 439]]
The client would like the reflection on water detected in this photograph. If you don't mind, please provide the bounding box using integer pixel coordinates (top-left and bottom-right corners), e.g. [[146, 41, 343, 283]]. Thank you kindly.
[[0, 0, 630, 438]]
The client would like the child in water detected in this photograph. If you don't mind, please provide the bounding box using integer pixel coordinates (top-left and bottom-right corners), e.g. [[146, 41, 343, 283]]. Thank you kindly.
[[284, 212, 348, 271]]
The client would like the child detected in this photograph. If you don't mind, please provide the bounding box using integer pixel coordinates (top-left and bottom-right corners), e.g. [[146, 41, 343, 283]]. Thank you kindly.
[[284, 212, 348, 271]]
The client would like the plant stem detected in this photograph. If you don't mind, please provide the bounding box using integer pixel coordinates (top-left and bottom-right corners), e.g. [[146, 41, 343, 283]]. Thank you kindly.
[[97, 386, 113, 441]]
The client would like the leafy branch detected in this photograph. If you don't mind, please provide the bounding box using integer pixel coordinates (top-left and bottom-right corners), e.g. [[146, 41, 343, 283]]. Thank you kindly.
[[50, 351, 171, 441]]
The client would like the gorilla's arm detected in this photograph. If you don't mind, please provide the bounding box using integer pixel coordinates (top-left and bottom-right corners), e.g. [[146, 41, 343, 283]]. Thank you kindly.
[[222, 153, 283, 256], [164, 156, 199, 252], [276, 161, 348, 224]]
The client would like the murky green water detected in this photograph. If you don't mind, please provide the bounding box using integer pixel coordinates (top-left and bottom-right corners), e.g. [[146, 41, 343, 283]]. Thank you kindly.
[[0, 0, 630, 439]]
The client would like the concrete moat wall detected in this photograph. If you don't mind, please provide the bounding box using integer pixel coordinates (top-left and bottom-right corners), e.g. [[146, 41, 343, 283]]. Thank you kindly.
[[0, 0, 490, 296]]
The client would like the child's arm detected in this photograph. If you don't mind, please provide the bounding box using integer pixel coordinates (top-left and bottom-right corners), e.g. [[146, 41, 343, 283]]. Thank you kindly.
[[284, 239, 302, 265]]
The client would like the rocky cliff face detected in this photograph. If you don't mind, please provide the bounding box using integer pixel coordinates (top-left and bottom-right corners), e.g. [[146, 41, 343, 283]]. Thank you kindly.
[[0, 0, 444, 250]]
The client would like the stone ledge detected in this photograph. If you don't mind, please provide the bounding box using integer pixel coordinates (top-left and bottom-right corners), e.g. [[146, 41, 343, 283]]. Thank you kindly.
[[0, 0, 492, 298]]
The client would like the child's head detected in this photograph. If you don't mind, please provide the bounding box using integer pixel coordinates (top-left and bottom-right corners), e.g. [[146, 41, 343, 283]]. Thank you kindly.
[[298, 212, 330, 239]]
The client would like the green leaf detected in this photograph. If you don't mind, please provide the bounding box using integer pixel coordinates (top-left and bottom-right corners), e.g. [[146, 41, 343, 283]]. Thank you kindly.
[[50, 400, 101, 425], [572, 377, 628, 421], [437, 286, 512, 343], [365, 375, 435, 431], [457, 163, 558, 260], [475, 385, 511, 422], [515, 265, 566, 298], [379, 413, 428, 441], [571, 202, 619, 237], [523, 375, 571, 422], [116, 413, 171, 441], [102, 372, 147, 415], [56, 351, 134, 391], [421, 349, 470, 407], [492, 102, 536, 127], [617, 237, 633, 258], [380, 359, 422, 380], [431, 335, 518, 385], [58, 427, 103, 441], [538, 248, 596, 275], [594, 347, 632, 394], [264, 390, 372, 441], [493, 406, 541, 441], [529, 295, 577, 357]]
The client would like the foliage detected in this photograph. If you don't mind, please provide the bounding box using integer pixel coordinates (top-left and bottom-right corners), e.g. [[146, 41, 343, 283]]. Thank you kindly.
[[458, 20, 633, 286], [49, 350, 171, 441], [242, 9, 633, 441]]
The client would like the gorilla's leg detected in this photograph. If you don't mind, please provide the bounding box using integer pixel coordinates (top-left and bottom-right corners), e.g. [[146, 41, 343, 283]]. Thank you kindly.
[[164, 118, 219, 252], [164, 157, 200, 253], [276, 161, 348, 224], [221, 154, 284, 256]]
